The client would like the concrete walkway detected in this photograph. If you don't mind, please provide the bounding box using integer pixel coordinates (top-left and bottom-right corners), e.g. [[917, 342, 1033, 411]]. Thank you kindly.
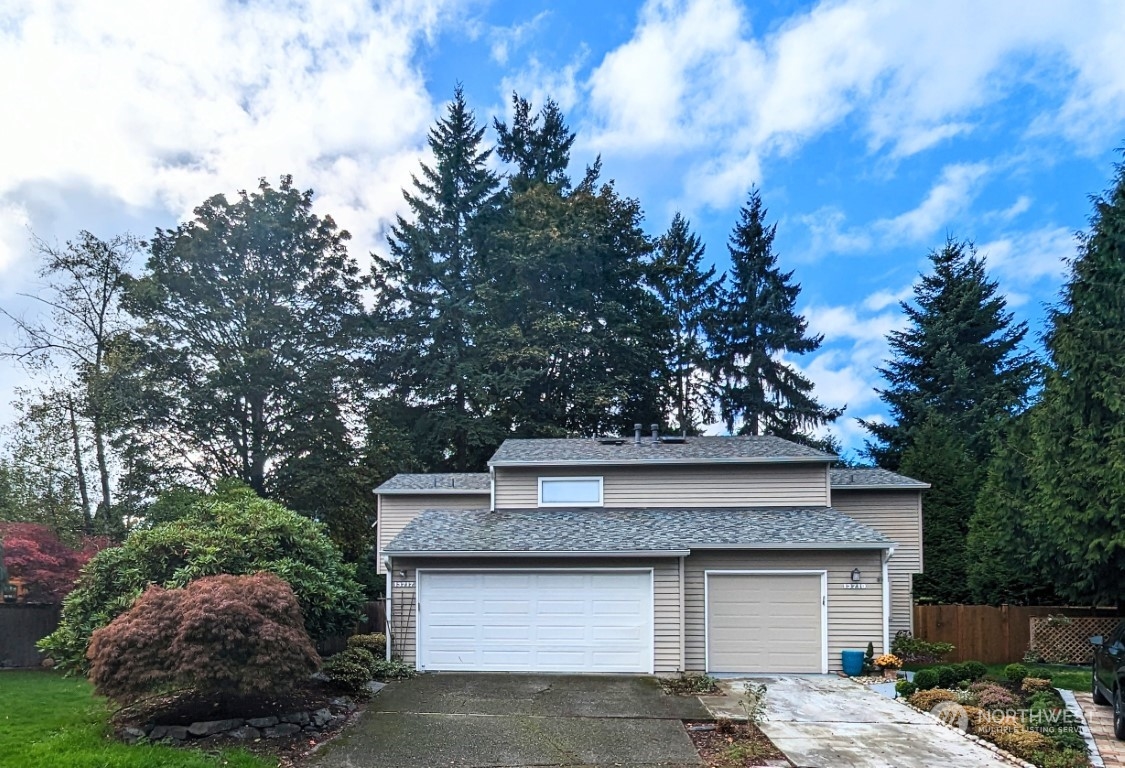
[[700, 676, 1016, 768], [1075, 691, 1120, 767], [309, 673, 709, 768]]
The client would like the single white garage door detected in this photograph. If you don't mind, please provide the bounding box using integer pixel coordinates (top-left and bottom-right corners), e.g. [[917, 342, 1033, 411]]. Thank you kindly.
[[417, 570, 653, 673], [706, 572, 825, 673]]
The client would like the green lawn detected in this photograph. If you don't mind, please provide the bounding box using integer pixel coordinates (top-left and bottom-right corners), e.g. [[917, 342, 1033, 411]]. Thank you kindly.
[[904, 662, 1091, 692], [0, 670, 273, 768]]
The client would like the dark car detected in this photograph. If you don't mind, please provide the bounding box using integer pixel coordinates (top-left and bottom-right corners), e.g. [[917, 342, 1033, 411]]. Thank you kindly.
[[1091, 623, 1125, 739]]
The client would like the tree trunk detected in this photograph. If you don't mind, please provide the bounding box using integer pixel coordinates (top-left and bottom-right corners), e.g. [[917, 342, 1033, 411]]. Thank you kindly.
[[91, 413, 113, 518], [249, 394, 267, 495], [66, 396, 93, 533]]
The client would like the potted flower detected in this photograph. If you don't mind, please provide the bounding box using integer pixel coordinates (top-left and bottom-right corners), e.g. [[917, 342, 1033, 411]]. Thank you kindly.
[[874, 653, 902, 680]]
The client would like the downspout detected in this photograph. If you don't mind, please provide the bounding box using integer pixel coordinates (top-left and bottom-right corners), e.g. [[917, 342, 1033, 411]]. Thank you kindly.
[[490, 465, 496, 511], [881, 547, 894, 654], [679, 555, 686, 672], [384, 555, 393, 661]]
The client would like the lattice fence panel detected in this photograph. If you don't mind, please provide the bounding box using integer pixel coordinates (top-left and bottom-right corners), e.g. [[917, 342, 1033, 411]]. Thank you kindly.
[[1030, 617, 1120, 664]]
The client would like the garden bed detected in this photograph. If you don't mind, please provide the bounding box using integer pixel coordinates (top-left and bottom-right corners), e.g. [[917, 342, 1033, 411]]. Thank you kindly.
[[901, 663, 1089, 768], [685, 720, 787, 767]]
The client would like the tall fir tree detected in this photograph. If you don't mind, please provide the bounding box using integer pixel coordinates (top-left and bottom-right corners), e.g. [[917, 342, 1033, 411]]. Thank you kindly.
[[484, 95, 671, 437], [900, 415, 979, 603], [707, 188, 841, 438], [863, 238, 1034, 469], [1028, 158, 1125, 606], [652, 213, 720, 435], [965, 410, 1056, 605], [373, 86, 503, 470]]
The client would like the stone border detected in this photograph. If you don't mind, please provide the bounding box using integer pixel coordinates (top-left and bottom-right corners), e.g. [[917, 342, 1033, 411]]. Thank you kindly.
[[118, 695, 359, 745], [1058, 688, 1106, 768], [898, 698, 1036, 768]]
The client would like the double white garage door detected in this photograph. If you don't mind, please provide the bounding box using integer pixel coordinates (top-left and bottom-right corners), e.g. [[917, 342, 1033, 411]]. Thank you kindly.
[[417, 570, 654, 673]]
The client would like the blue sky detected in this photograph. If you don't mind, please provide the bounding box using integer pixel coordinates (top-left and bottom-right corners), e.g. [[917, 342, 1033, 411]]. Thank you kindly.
[[2, 0, 1125, 455]]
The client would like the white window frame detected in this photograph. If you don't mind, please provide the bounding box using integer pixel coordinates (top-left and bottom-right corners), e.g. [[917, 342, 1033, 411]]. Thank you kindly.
[[537, 476, 604, 507]]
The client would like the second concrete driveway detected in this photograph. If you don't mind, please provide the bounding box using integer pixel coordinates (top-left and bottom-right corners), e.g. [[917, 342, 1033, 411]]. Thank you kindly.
[[703, 676, 1016, 768], [310, 673, 710, 768]]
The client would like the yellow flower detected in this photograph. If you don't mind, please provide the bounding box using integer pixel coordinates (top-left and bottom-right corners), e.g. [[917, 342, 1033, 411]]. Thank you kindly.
[[874, 653, 902, 669]]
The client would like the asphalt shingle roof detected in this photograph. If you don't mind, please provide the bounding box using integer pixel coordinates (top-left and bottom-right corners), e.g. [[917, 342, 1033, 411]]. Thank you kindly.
[[830, 467, 929, 489], [383, 506, 892, 555], [375, 473, 491, 492], [488, 435, 833, 466]]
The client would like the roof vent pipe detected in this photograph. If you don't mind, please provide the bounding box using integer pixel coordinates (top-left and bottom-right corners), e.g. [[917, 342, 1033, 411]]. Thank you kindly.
[[634, 423, 643, 444], [651, 424, 660, 443]]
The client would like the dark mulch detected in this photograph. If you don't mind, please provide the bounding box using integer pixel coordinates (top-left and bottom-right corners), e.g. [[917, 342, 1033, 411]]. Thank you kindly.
[[685, 721, 787, 767]]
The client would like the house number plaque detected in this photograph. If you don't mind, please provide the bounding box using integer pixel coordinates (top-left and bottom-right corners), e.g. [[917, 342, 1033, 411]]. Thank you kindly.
[[842, 583, 867, 590], [392, 581, 415, 588]]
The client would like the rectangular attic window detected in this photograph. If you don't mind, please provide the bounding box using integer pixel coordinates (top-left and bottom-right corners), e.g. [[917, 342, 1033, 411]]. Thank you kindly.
[[538, 477, 603, 507]]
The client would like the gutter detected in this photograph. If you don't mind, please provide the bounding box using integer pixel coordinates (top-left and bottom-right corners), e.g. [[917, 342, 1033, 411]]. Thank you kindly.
[[383, 549, 692, 558], [487, 456, 835, 468], [831, 483, 931, 491], [376, 488, 492, 496]]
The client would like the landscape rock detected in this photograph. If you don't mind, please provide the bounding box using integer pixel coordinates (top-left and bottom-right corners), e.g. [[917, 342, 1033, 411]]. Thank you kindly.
[[228, 725, 261, 740], [151, 725, 189, 742], [264, 723, 302, 738], [187, 718, 243, 737], [120, 726, 147, 743], [247, 716, 279, 728], [312, 708, 334, 727], [280, 711, 310, 725], [365, 680, 386, 696], [330, 696, 356, 713]]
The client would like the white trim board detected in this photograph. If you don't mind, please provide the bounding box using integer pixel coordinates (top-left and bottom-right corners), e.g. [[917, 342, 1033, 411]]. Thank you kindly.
[[703, 569, 829, 675]]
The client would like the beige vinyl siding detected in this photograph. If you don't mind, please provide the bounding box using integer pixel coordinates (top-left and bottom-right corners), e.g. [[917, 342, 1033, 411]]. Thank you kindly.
[[377, 494, 490, 574], [494, 464, 830, 509], [683, 550, 886, 672], [831, 490, 923, 636], [385, 557, 682, 673]]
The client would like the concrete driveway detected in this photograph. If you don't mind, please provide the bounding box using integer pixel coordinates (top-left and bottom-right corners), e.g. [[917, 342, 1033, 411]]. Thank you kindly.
[[309, 673, 710, 768], [702, 676, 1015, 768]]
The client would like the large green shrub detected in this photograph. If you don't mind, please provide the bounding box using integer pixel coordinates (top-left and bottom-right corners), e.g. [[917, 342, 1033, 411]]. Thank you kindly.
[[323, 648, 377, 694], [87, 573, 319, 703], [40, 483, 364, 671], [347, 633, 387, 658]]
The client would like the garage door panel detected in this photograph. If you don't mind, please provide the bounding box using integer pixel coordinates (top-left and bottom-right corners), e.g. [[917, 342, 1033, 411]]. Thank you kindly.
[[419, 570, 652, 673], [707, 573, 823, 674]]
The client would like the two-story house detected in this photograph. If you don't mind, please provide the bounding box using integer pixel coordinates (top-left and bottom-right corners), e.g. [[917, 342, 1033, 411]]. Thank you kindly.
[[375, 428, 927, 676]]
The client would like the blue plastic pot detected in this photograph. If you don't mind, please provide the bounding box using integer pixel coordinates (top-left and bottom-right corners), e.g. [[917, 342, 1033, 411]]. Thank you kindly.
[[841, 649, 865, 676]]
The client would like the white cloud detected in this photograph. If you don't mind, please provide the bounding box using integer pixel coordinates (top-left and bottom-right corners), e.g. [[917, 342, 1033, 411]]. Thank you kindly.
[[580, 0, 1125, 208], [875, 162, 990, 243], [978, 225, 1075, 286], [489, 11, 550, 65], [801, 207, 873, 256], [0, 0, 453, 268]]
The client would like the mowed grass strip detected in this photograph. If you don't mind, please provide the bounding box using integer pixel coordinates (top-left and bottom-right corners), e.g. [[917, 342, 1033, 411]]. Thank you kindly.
[[0, 670, 272, 768]]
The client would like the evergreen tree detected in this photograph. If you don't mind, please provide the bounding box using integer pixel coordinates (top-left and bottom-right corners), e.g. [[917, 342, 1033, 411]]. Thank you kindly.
[[373, 86, 504, 470], [900, 415, 978, 603], [484, 96, 671, 437], [1029, 159, 1125, 606], [863, 238, 1034, 469], [966, 411, 1056, 605], [652, 213, 720, 435], [708, 188, 841, 437]]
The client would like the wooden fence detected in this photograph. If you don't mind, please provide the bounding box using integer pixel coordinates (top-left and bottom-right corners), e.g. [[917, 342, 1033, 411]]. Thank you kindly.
[[913, 604, 1120, 664], [0, 604, 61, 668], [318, 599, 387, 656]]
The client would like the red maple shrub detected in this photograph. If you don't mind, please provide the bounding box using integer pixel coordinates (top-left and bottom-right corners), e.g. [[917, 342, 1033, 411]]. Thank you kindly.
[[0, 523, 112, 602], [87, 572, 320, 703]]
